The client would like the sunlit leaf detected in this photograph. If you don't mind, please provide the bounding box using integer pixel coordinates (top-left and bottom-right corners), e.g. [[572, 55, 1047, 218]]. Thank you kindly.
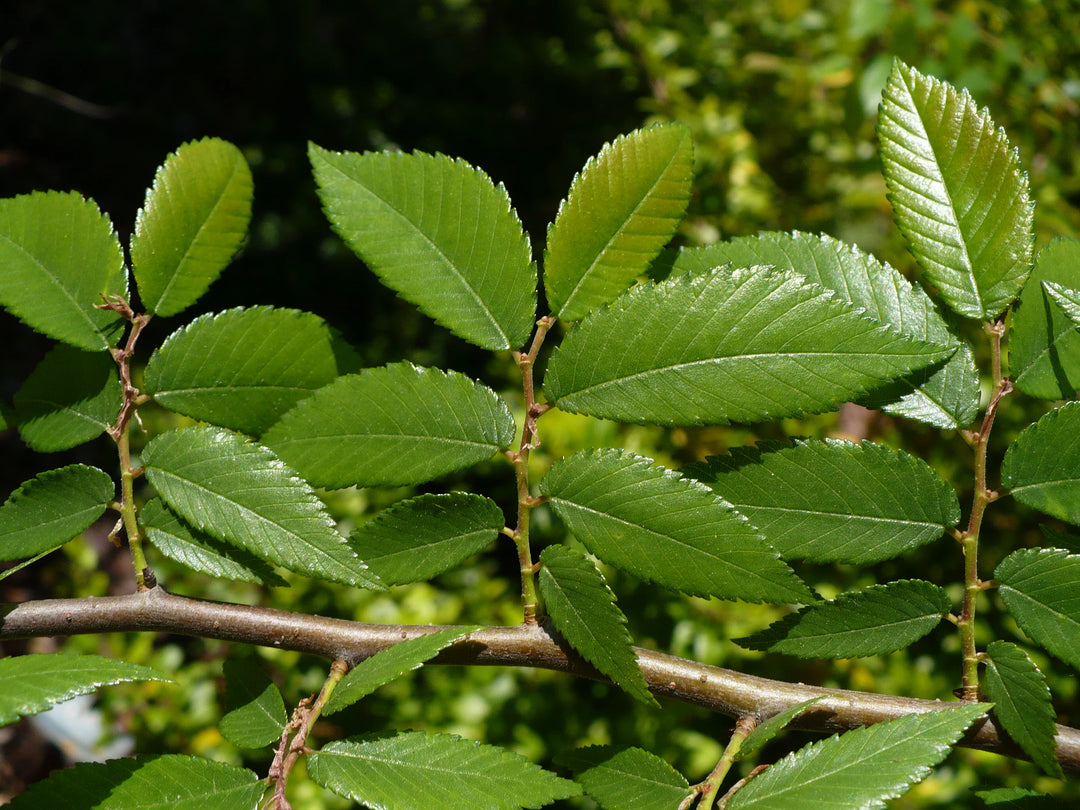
[[878, 59, 1034, 319], [0, 191, 126, 350], [218, 658, 287, 749], [131, 138, 253, 317], [995, 548, 1080, 672], [540, 449, 814, 604], [1001, 402, 1080, 524], [735, 697, 827, 762], [263, 362, 516, 488], [555, 746, 691, 810], [1043, 281, 1080, 328], [310, 143, 536, 351]]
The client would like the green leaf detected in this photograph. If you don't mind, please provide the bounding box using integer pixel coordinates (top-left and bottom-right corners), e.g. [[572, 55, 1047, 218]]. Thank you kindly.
[[726, 703, 990, 809], [0, 464, 114, 561], [974, 787, 1063, 807], [1010, 240, 1080, 399], [544, 266, 953, 426], [538, 545, 655, 706], [995, 548, 1080, 672], [877, 60, 1034, 319], [688, 439, 960, 564], [540, 449, 814, 604], [141, 498, 287, 586], [1001, 402, 1080, 524], [218, 658, 287, 749], [0, 654, 170, 726], [14, 344, 122, 452], [1040, 524, 1080, 554], [263, 362, 516, 489], [323, 627, 478, 715], [555, 746, 691, 810], [309, 143, 536, 351], [735, 697, 828, 762], [348, 493, 503, 585], [0, 191, 126, 351], [736, 580, 949, 658], [670, 231, 978, 428], [1043, 281, 1080, 327], [308, 731, 581, 810], [6, 755, 265, 810], [142, 425, 382, 588], [144, 306, 342, 435], [983, 641, 1062, 778], [543, 123, 693, 321], [131, 138, 253, 317]]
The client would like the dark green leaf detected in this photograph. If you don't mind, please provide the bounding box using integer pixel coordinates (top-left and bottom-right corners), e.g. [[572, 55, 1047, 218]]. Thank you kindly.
[[310, 143, 536, 351], [538, 545, 655, 706], [14, 344, 121, 452], [726, 704, 990, 809], [1001, 402, 1080, 524], [544, 266, 953, 426], [555, 746, 691, 810], [323, 627, 478, 715], [540, 449, 814, 604], [688, 439, 960, 564], [735, 697, 828, 762], [975, 787, 1064, 808], [544, 123, 693, 321], [736, 580, 949, 658], [1011, 240, 1080, 399], [308, 731, 581, 809], [219, 658, 287, 749], [144, 306, 341, 435], [262, 362, 516, 488], [142, 425, 382, 588], [983, 641, 1062, 778], [995, 548, 1080, 672], [1039, 524, 1080, 554], [878, 60, 1034, 319], [131, 138, 253, 317], [0, 654, 170, 726], [0, 191, 126, 350], [349, 493, 503, 585], [0, 465, 114, 561]]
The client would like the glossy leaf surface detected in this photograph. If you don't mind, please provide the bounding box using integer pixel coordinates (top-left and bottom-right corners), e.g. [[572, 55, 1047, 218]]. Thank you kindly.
[[310, 143, 536, 351], [0, 191, 126, 350], [540, 449, 814, 604], [263, 363, 516, 488], [1001, 402, 1080, 524], [544, 123, 693, 321], [878, 60, 1033, 319], [735, 697, 827, 762], [984, 641, 1062, 778], [689, 439, 960, 564], [544, 266, 952, 426], [219, 658, 287, 749], [556, 746, 691, 810], [995, 549, 1080, 672], [1043, 280, 1080, 327], [131, 138, 253, 317]]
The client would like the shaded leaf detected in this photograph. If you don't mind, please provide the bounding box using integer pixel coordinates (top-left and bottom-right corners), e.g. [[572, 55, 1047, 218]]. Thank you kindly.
[[310, 143, 536, 351], [308, 731, 581, 810], [144, 306, 341, 435], [544, 266, 953, 426], [878, 60, 1034, 319], [538, 545, 655, 706], [544, 123, 693, 321], [349, 493, 503, 585], [6, 755, 265, 810], [1039, 524, 1080, 555], [735, 697, 828, 762], [1001, 402, 1080, 524], [142, 425, 382, 588], [131, 138, 253, 317], [323, 627, 478, 715], [263, 362, 516, 489], [688, 439, 960, 564], [736, 580, 949, 658], [983, 641, 1062, 778], [726, 703, 990, 809], [995, 548, 1080, 672], [0, 464, 114, 561], [14, 344, 121, 452], [0, 654, 170, 726], [540, 449, 814, 604], [555, 746, 691, 810], [975, 787, 1064, 808], [0, 191, 126, 350], [219, 658, 287, 749], [1010, 239, 1080, 399], [141, 498, 286, 586]]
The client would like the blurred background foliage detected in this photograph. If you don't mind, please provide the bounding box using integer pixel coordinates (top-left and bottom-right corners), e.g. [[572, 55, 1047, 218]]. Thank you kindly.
[[2, 1, 1080, 806]]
